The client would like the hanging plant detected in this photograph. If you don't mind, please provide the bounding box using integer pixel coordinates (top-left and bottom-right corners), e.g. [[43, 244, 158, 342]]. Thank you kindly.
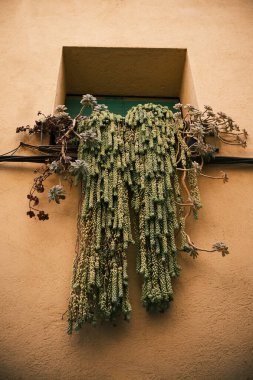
[[125, 104, 192, 312], [68, 110, 132, 332], [11, 95, 247, 332]]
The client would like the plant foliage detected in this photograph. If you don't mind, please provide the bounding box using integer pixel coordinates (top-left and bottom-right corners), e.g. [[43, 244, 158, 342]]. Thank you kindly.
[[15, 95, 247, 332]]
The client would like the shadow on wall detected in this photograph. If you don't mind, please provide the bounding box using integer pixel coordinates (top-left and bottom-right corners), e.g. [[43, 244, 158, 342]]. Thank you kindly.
[[54, 46, 198, 110]]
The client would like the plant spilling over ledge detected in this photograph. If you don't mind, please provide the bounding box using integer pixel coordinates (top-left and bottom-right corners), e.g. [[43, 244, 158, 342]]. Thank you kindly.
[[15, 95, 247, 332]]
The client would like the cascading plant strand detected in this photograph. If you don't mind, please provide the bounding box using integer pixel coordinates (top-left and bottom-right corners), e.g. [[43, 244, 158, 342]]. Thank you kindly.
[[126, 104, 190, 312], [68, 110, 133, 333]]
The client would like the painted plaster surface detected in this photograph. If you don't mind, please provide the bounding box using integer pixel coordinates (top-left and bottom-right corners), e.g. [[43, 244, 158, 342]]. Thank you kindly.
[[0, 1, 253, 379]]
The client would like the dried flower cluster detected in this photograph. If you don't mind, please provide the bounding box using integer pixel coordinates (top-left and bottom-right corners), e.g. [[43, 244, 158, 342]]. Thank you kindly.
[[16, 109, 72, 137], [174, 103, 247, 155], [17, 95, 100, 219]]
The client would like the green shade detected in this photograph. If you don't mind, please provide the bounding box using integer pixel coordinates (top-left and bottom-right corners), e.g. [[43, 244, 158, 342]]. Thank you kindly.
[[65, 95, 179, 117]]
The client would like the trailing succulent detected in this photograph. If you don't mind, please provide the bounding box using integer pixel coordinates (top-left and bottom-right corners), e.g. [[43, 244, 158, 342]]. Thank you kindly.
[[15, 95, 247, 332], [68, 111, 132, 332]]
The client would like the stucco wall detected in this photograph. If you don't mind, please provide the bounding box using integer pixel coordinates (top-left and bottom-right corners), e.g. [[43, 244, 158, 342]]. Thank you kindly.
[[0, 1, 253, 379]]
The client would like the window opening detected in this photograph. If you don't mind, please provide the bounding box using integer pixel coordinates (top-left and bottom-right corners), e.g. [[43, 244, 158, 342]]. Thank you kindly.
[[65, 95, 180, 117]]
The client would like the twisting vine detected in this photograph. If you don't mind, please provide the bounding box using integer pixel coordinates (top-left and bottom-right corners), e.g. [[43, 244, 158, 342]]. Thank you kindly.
[[12, 95, 247, 332]]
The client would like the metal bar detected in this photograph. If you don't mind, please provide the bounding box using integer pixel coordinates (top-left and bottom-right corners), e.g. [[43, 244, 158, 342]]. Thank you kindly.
[[1, 155, 253, 165], [0, 155, 58, 163], [207, 156, 253, 165]]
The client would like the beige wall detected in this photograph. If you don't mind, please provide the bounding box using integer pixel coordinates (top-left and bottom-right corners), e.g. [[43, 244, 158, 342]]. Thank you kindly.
[[0, 1, 253, 379]]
